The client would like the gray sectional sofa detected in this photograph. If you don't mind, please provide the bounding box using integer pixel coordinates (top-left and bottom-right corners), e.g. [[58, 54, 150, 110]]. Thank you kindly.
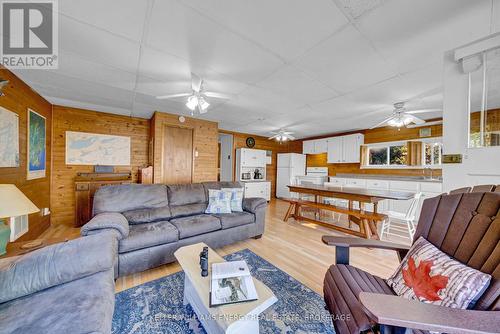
[[81, 181, 267, 277], [0, 233, 117, 334]]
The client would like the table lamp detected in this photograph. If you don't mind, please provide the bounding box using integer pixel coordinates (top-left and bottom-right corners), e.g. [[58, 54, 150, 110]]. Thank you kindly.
[[0, 184, 39, 255]]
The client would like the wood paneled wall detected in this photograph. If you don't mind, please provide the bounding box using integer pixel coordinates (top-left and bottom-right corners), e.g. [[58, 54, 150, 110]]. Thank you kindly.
[[151, 112, 219, 184], [293, 123, 443, 177], [51, 106, 150, 226], [0, 68, 52, 240], [221, 130, 292, 198]]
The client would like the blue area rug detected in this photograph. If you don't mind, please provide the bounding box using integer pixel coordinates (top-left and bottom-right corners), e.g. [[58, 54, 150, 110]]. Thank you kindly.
[[112, 249, 335, 333]]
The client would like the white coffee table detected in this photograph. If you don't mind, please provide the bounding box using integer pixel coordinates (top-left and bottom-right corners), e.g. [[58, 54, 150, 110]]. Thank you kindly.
[[174, 243, 278, 334]]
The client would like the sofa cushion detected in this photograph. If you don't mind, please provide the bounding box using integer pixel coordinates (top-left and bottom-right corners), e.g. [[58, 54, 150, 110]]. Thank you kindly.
[[215, 212, 255, 229], [93, 184, 168, 215], [167, 183, 206, 206], [202, 181, 243, 197], [324, 264, 395, 334], [222, 188, 244, 212], [170, 203, 207, 219], [119, 221, 179, 253], [122, 206, 171, 224], [205, 189, 231, 214], [170, 214, 222, 239], [387, 236, 492, 309], [0, 269, 115, 334]]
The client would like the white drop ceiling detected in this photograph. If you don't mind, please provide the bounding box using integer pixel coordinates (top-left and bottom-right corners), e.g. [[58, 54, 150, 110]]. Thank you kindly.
[[10, 0, 497, 138]]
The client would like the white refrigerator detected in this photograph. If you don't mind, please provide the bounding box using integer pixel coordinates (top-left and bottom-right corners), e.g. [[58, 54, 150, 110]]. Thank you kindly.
[[276, 153, 306, 199]]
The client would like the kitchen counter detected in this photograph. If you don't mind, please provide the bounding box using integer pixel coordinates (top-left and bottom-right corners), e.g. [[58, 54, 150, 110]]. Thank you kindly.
[[331, 173, 442, 183], [240, 179, 268, 182]]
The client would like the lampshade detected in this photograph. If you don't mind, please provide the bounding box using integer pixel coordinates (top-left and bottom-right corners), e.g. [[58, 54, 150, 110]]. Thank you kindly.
[[0, 184, 39, 219]]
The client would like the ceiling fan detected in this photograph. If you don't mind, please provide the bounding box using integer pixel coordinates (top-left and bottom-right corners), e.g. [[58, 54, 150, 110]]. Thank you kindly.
[[156, 73, 233, 114], [370, 102, 442, 129], [269, 129, 295, 142]]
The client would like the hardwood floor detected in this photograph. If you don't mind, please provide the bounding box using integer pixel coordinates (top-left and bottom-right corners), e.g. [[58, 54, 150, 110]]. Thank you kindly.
[[40, 199, 402, 295]]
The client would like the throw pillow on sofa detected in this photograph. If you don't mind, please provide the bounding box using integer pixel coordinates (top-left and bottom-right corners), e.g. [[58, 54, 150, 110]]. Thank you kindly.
[[387, 236, 491, 309], [221, 188, 244, 212], [205, 189, 231, 214]]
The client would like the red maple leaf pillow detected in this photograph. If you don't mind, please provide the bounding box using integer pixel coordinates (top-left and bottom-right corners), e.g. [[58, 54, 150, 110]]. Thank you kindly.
[[387, 237, 491, 309]]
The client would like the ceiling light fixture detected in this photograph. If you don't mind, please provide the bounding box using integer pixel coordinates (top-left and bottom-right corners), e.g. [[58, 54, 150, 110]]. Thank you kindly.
[[186, 95, 198, 111], [269, 129, 295, 143]]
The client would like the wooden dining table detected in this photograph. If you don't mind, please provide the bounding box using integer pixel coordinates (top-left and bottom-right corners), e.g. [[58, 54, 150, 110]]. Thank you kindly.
[[286, 184, 415, 239]]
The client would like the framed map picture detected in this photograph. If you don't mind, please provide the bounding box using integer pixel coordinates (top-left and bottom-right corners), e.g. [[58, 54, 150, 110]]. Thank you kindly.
[[65, 131, 130, 166], [27, 109, 46, 180], [0, 106, 19, 167]]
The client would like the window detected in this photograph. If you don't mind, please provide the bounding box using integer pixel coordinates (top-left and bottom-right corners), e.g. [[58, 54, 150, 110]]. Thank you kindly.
[[424, 142, 442, 166], [368, 144, 407, 166], [468, 47, 500, 148]]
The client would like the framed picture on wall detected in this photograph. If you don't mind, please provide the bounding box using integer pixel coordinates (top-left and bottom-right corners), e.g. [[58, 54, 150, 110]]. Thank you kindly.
[[0, 106, 19, 167], [27, 109, 46, 180]]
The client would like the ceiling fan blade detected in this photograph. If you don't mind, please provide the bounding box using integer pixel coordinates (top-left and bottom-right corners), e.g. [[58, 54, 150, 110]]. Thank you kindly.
[[370, 116, 395, 129], [406, 115, 426, 125], [287, 134, 296, 140], [191, 72, 202, 92], [406, 108, 442, 114], [156, 93, 191, 99], [268, 134, 279, 140], [203, 92, 234, 99]]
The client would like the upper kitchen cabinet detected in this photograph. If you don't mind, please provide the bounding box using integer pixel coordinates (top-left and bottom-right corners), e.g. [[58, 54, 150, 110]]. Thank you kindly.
[[327, 133, 364, 163], [302, 138, 328, 154], [238, 148, 267, 167], [327, 136, 343, 163]]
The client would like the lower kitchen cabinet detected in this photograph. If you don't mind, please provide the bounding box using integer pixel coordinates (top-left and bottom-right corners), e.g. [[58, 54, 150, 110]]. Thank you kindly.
[[243, 181, 271, 201], [329, 176, 442, 216]]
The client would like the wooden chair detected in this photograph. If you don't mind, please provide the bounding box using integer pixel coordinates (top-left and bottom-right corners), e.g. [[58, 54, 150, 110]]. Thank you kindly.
[[449, 186, 471, 194], [380, 193, 422, 241], [471, 184, 496, 192], [322, 192, 499, 334]]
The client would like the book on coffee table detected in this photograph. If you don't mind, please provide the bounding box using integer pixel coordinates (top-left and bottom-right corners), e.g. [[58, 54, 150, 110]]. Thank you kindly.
[[210, 261, 258, 307]]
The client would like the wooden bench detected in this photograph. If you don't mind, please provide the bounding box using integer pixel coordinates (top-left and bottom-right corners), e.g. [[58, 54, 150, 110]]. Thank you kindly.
[[282, 198, 387, 239]]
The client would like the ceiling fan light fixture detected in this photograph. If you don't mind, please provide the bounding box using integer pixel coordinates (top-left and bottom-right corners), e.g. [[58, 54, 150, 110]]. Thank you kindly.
[[199, 96, 209, 110], [186, 95, 198, 110]]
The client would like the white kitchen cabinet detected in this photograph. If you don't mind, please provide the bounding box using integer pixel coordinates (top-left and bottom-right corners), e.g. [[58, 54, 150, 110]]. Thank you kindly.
[[327, 133, 364, 163], [327, 137, 343, 163], [244, 181, 271, 201], [327, 177, 442, 216], [302, 140, 315, 154], [303, 139, 328, 154], [343, 134, 364, 163], [239, 148, 266, 167], [328, 177, 346, 186], [315, 138, 328, 153]]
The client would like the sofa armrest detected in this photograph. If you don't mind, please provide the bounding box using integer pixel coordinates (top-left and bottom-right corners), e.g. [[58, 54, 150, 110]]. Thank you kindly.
[[322, 236, 410, 264], [359, 292, 498, 334], [0, 234, 117, 304], [242, 197, 267, 213], [81, 212, 129, 240]]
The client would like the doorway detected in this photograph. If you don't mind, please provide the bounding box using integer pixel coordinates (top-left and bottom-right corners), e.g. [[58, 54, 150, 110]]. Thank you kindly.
[[162, 125, 193, 184], [218, 133, 233, 181]]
